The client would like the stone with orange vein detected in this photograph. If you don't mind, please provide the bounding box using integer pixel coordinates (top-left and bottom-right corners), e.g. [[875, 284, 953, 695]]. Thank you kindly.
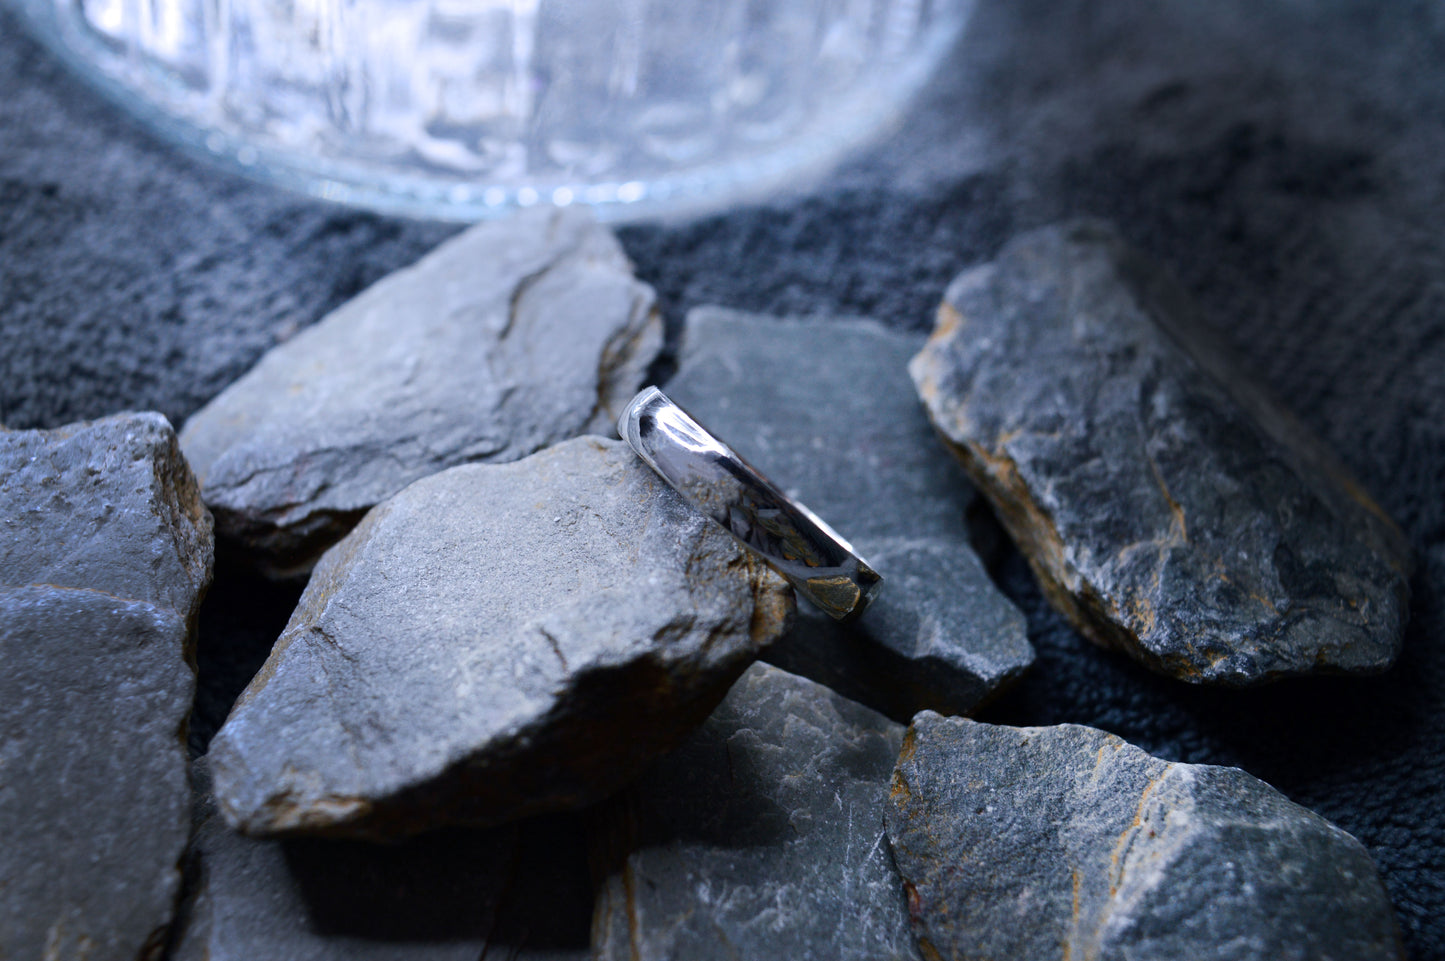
[[911, 220, 1411, 684], [887, 713, 1403, 960]]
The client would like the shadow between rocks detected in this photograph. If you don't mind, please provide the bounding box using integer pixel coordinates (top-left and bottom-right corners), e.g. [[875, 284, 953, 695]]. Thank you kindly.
[[189, 557, 303, 756], [282, 814, 595, 952], [282, 828, 518, 943]]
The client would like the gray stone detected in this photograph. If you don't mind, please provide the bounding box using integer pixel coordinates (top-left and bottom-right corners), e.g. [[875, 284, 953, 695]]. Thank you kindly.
[[209, 437, 793, 839], [1, 411, 213, 623], [910, 221, 1412, 685], [179, 207, 663, 578], [888, 712, 1404, 961], [0, 589, 195, 961], [0, 413, 212, 961], [593, 663, 922, 961], [664, 307, 1031, 721], [173, 760, 591, 961]]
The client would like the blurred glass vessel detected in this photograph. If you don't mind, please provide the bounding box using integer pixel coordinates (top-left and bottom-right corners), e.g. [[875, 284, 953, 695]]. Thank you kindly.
[[8, 0, 968, 220]]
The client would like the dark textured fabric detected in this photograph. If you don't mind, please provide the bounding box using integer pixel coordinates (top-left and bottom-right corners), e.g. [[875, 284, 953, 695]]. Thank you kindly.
[[2, 0, 1441, 954]]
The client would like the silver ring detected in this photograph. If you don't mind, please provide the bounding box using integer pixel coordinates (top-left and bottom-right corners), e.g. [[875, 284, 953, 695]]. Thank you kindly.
[[619, 386, 881, 621]]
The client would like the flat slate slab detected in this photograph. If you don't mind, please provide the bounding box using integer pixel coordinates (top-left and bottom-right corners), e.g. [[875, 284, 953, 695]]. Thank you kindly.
[[910, 220, 1412, 685], [180, 207, 662, 578], [664, 307, 1031, 720], [209, 437, 793, 839], [593, 662, 921, 961], [173, 760, 592, 961], [888, 712, 1404, 961], [0, 414, 212, 961]]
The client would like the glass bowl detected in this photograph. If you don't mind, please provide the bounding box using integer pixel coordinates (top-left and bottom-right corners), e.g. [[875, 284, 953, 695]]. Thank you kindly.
[[7, 0, 970, 221]]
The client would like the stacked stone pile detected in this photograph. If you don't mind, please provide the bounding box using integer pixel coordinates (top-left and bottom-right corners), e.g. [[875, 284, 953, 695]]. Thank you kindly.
[[2, 212, 1409, 960]]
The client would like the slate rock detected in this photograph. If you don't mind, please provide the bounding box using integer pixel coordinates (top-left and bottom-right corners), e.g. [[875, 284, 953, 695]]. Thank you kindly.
[[910, 220, 1412, 685], [1, 411, 213, 623], [209, 437, 793, 839], [664, 307, 1031, 721], [0, 413, 212, 961], [887, 712, 1404, 961], [593, 662, 921, 961], [0, 589, 195, 961], [180, 207, 663, 578], [173, 759, 592, 961]]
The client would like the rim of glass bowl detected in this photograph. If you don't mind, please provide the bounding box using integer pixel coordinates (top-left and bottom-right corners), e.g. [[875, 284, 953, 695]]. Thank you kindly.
[[6, 0, 969, 223]]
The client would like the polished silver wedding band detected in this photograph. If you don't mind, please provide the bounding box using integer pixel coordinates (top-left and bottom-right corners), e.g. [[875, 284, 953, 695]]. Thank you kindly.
[[619, 387, 881, 621]]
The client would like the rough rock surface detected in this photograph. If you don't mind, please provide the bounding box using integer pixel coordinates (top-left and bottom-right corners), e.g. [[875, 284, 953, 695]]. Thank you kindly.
[[1, 590, 194, 961], [593, 663, 921, 961], [179, 207, 662, 578], [0, 414, 212, 961], [1, 412, 213, 623], [911, 221, 1411, 685], [173, 760, 591, 961], [665, 307, 1030, 720], [888, 712, 1403, 961], [209, 437, 793, 839]]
